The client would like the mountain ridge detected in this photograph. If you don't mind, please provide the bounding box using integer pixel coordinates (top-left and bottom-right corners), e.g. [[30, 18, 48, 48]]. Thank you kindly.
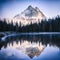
[[13, 5, 46, 25]]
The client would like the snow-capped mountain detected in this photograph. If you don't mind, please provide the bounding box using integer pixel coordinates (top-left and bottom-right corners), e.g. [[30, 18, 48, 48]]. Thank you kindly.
[[13, 5, 46, 25]]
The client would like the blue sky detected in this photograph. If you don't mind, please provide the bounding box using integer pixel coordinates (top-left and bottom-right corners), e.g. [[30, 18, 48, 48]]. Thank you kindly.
[[0, 0, 60, 18]]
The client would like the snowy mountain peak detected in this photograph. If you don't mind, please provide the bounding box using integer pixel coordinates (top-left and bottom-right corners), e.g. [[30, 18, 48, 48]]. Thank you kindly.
[[21, 5, 38, 17], [13, 5, 46, 25], [27, 5, 33, 9]]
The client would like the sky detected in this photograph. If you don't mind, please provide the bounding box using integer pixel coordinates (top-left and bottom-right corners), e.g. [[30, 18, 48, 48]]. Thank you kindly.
[[0, 0, 60, 18]]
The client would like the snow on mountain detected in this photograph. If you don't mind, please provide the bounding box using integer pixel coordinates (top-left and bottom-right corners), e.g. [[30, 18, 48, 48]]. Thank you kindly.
[[13, 5, 46, 25]]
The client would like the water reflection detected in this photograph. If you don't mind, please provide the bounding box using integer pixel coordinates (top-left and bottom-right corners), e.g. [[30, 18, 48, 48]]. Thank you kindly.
[[1, 34, 60, 49], [5, 40, 46, 58], [0, 34, 60, 60]]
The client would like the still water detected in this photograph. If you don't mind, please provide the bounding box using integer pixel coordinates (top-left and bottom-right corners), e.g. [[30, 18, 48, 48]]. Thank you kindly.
[[0, 34, 60, 60]]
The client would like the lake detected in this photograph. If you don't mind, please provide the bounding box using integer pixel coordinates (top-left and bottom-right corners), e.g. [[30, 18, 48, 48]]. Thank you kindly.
[[0, 34, 60, 60]]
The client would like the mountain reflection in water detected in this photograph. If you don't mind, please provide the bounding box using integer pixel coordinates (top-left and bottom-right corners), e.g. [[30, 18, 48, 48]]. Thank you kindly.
[[0, 34, 60, 60]]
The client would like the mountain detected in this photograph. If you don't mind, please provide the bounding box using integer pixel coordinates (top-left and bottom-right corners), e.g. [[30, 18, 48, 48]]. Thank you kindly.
[[13, 5, 46, 25]]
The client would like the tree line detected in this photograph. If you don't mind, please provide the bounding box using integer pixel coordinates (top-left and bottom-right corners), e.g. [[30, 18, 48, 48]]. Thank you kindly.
[[0, 16, 60, 32]]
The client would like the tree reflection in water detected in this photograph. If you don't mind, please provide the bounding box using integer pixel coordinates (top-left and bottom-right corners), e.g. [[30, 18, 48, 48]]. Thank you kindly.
[[0, 34, 60, 58]]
